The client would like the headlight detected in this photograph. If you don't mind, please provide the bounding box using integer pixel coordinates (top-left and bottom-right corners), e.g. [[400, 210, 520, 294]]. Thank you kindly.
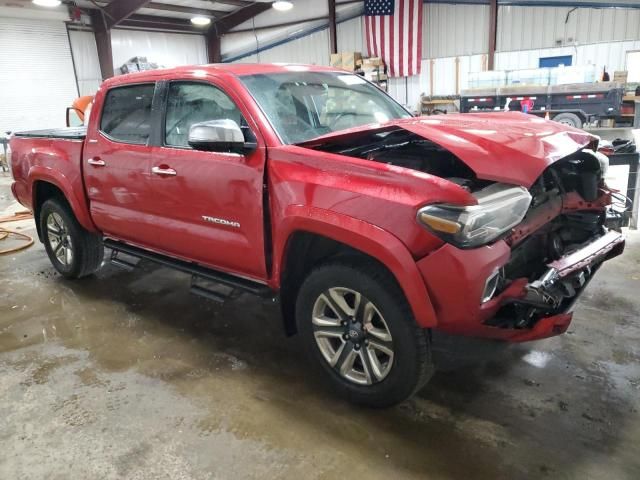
[[417, 183, 532, 248]]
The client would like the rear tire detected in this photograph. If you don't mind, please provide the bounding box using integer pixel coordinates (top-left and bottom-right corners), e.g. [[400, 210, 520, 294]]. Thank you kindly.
[[296, 259, 434, 407], [552, 112, 583, 128], [40, 198, 103, 279]]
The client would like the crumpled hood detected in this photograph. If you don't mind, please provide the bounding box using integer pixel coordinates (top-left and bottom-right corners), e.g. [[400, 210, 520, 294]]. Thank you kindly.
[[300, 112, 597, 188]]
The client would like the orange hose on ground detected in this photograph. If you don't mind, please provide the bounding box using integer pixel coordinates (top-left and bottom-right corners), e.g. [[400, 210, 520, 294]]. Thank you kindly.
[[0, 210, 35, 254], [0, 211, 33, 223]]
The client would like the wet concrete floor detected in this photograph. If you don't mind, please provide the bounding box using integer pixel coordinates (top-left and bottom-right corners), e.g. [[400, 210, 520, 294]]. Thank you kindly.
[[1, 177, 639, 479]]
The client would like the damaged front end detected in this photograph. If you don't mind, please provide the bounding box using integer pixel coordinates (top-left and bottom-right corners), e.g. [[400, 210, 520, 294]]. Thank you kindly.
[[412, 148, 627, 342], [300, 118, 628, 341], [481, 150, 627, 339]]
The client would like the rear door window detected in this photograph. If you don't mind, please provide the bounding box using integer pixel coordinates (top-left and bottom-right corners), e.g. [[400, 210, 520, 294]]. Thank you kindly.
[[100, 84, 155, 144]]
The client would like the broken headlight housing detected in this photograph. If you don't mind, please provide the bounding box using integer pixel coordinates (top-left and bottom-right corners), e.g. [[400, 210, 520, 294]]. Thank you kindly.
[[417, 183, 532, 248]]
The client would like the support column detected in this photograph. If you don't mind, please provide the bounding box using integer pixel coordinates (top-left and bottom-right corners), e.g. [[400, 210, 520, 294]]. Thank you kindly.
[[207, 30, 222, 63], [91, 10, 114, 80], [328, 0, 337, 54], [488, 0, 498, 70]]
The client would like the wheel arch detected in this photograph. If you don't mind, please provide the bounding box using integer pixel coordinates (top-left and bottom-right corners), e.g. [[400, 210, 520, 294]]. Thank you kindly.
[[30, 172, 97, 241], [274, 207, 438, 335]]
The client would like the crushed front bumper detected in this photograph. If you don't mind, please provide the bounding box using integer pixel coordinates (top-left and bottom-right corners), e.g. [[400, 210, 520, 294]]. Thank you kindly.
[[417, 229, 625, 342], [520, 230, 624, 311]]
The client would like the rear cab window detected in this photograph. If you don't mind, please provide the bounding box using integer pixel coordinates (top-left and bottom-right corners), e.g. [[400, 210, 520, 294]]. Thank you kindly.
[[100, 84, 155, 144]]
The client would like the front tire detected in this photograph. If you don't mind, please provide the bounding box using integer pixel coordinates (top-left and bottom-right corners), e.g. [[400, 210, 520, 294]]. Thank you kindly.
[[296, 260, 434, 407], [40, 198, 104, 279]]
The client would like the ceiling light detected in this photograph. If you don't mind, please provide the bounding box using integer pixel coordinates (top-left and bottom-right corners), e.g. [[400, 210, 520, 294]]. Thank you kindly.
[[190, 16, 211, 26], [272, 1, 293, 12], [32, 0, 61, 6]]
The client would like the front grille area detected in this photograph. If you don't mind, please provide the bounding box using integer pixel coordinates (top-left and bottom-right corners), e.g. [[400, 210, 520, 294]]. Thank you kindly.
[[485, 150, 612, 329]]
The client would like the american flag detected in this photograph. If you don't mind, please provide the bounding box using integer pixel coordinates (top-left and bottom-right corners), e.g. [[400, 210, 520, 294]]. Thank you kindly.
[[364, 0, 423, 78]]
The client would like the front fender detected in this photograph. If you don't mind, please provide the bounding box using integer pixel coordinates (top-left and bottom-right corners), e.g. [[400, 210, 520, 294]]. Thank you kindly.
[[272, 205, 438, 328], [29, 165, 97, 233]]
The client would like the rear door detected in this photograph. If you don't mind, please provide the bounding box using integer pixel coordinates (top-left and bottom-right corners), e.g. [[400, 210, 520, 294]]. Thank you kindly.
[[142, 79, 268, 280], [83, 82, 158, 246]]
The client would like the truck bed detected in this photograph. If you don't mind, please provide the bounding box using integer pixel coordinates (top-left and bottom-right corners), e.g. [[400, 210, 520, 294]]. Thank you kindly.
[[9, 127, 87, 216], [13, 127, 86, 140]]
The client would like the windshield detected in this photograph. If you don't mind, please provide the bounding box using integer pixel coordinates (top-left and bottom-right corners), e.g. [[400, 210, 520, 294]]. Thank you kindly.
[[240, 71, 411, 144]]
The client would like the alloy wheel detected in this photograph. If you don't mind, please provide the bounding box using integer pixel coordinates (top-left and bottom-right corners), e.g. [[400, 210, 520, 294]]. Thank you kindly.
[[46, 212, 73, 266], [312, 287, 394, 385]]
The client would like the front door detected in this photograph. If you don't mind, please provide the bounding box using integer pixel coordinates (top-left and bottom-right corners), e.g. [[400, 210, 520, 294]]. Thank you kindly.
[[83, 82, 158, 247], [142, 80, 268, 281]]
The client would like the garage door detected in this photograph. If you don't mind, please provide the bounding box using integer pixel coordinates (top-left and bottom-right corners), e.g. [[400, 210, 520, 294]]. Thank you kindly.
[[0, 17, 78, 135]]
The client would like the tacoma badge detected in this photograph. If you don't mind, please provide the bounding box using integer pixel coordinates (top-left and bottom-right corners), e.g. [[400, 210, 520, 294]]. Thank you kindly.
[[202, 215, 241, 228]]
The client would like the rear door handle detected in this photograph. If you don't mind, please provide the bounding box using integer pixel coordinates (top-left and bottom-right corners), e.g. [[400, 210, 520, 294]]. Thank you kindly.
[[151, 165, 177, 177], [87, 157, 106, 167]]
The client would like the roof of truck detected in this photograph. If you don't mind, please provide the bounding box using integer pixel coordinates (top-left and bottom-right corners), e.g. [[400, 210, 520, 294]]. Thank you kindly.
[[101, 63, 344, 88]]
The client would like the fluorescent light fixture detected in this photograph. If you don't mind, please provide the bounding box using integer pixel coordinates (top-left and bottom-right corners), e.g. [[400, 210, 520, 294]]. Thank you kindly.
[[272, 1, 293, 11], [32, 0, 61, 6], [190, 16, 211, 26]]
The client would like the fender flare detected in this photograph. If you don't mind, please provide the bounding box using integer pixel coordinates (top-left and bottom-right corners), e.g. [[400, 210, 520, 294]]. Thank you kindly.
[[273, 205, 438, 328], [29, 166, 97, 233]]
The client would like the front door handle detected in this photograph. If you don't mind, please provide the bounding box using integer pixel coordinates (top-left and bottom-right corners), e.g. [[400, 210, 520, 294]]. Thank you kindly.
[[87, 157, 106, 167], [151, 165, 177, 177]]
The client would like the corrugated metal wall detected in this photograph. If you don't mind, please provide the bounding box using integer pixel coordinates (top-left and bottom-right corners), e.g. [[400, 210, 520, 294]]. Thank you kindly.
[[423, 3, 489, 58], [226, 4, 640, 66], [222, 19, 327, 60], [390, 39, 640, 109], [495, 39, 640, 72], [228, 15, 365, 65], [110, 29, 207, 70], [425, 4, 640, 58], [498, 6, 640, 52], [221, 2, 640, 108], [337, 16, 367, 55], [388, 73, 423, 110], [223, 0, 362, 62], [388, 39, 640, 108], [231, 27, 331, 65]]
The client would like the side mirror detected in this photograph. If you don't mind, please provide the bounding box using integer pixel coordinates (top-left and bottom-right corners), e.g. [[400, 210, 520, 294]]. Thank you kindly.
[[188, 119, 254, 154]]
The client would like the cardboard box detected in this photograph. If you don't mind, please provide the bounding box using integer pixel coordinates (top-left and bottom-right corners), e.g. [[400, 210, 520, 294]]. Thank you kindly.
[[330, 53, 342, 68], [614, 71, 628, 83], [364, 70, 388, 82], [361, 63, 379, 72], [341, 51, 362, 71], [363, 57, 384, 68]]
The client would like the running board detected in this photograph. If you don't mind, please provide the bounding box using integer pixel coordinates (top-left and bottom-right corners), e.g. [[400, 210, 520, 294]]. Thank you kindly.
[[109, 250, 140, 271], [190, 283, 227, 303], [104, 239, 272, 298]]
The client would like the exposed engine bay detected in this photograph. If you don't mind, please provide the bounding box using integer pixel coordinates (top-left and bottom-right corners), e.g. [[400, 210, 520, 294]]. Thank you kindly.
[[310, 126, 629, 331], [309, 127, 480, 187]]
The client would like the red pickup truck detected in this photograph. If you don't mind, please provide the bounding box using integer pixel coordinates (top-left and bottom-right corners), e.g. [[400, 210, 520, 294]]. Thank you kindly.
[[8, 64, 626, 407]]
